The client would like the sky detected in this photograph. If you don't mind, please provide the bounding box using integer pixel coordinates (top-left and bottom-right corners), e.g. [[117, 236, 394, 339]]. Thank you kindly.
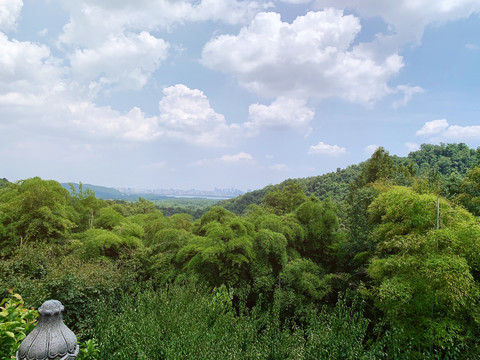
[[1, 0, 480, 191]]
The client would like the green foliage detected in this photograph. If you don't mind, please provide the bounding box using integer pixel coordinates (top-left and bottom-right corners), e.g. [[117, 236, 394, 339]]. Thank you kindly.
[[276, 259, 327, 320], [78, 339, 99, 360], [68, 182, 104, 232], [0, 292, 38, 359], [262, 180, 307, 215], [254, 229, 287, 277], [408, 143, 478, 178], [357, 147, 395, 187], [366, 186, 480, 354], [152, 198, 218, 218], [75, 228, 142, 259], [95, 207, 124, 230], [91, 284, 378, 360], [295, 198, 339, 266], [0, 177, 75, 253], [0, 178, 9, 189], [457, 166, 480, 216]]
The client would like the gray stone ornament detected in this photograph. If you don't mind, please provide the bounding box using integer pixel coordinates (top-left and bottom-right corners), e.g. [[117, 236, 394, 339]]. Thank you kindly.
[[16, 300, 79, 360]]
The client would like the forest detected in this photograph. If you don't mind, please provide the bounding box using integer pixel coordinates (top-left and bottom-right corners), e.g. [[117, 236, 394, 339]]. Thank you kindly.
[[1, 143, 480, 359]]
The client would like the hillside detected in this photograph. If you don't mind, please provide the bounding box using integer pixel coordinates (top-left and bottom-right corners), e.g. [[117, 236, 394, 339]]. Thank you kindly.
[[219, 143, 479, 214], [62, 182, 128, 200]]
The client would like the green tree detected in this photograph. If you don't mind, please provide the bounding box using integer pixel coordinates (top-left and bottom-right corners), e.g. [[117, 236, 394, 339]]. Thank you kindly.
[[457, 166, 480, 216], [95, 207, 124, 230], [69, 182, 103, 231], [357, 147, 395, 187], [0, 178, 74, 252], [295, 197, 339, 266], [366, 186, 480, 353], [262, 180, 307, 215]]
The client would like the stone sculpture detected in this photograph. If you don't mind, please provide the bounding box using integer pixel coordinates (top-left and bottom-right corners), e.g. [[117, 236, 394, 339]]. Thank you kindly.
[[16, 300, 79, 360]]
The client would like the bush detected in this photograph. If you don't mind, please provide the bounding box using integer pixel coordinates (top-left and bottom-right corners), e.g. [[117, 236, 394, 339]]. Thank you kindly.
[[0, 291, 38, 359]]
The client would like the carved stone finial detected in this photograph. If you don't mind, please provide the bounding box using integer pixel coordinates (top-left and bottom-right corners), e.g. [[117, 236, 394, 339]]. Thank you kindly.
[[16, 300, 79, 360]]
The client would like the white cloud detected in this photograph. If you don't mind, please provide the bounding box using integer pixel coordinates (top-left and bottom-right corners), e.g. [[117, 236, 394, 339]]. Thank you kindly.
[[201, 9, 404, 104], [308, 141, 347, 156], [57, 0, 272, 48], [405, 142, 420, 152], [314, 0, 480, 46], [0, 0, 23, 32], [415, 119, 449, 136], [416, 119, 480, 140], [0, 33, 65, 107], [465, 43, 479, 50], [69, 31, 169, 91], [157, 84, 239, 147], [68, 102, 161, 141], [56, 1, 272, 94], [269, 163, 289, 171], [445, 125, 480, 139], [365, 144, 379, 155], [220, 152, 253, 163], [245, 97, 314, 135]]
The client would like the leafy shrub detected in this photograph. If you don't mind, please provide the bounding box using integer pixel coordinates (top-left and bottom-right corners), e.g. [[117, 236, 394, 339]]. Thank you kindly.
[[0, 291, 38, 359], [78, 339, 99, 360], [90, 284, 391, 360]]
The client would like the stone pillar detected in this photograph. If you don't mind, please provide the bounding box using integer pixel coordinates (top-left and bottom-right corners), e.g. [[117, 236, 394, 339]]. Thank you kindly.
[[16, 300, 79, 360]]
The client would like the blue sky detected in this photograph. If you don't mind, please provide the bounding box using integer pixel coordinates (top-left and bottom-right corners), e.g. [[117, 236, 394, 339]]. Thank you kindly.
[[1, 0, 480, 191]]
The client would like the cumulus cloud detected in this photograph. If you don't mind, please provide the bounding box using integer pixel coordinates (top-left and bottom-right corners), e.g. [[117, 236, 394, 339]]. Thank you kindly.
[[0, 33, 65, 107], [314, 0, 480, 46], [68, 102, 161, 141], [68, 84, 243, 146], [416, 119, 480, 140], [69, 31, 169, 90], [157, 84, 241, 147], [201, 9, 404, 104], [245, 97, 314, 135], [0, 0, 23, 32], [415, 119, 449, 136], [56, 0, 272, 93], [308, 141, 347, 155], [57, 0, 272, 48]]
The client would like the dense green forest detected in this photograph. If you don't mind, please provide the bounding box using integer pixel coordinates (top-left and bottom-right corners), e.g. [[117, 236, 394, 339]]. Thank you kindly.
[[218, 143, 479, 214], [1, 143, 480, 359]]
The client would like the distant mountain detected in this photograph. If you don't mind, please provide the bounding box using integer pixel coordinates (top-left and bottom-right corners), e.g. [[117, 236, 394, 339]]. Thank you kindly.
[[62, 183, 242, 201], [62, 183, 130, 200], [116, 187, 244, 198]]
